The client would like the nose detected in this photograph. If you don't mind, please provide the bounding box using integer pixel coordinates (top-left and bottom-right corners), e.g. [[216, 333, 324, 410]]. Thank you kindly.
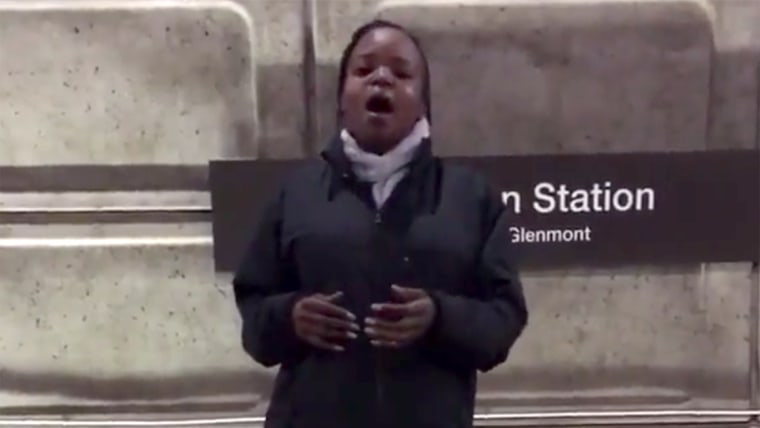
[[368, 65, 394, 88]]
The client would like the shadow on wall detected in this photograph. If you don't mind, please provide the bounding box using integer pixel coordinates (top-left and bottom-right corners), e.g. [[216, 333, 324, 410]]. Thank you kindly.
[[0, 368, 269, 415], [314, 1, 751, 154], [0, 364, 748, 415]]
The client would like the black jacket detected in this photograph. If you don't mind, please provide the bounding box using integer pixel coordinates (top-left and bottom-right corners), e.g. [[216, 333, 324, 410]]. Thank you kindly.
[[232, 137, 528, 428]]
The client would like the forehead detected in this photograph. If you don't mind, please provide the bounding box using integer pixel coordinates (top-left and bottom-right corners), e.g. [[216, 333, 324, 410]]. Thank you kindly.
[[350, 27, 422, 66]]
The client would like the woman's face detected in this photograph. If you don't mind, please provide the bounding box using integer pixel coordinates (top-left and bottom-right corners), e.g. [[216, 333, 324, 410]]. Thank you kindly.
[[340, 27, 426, 154]]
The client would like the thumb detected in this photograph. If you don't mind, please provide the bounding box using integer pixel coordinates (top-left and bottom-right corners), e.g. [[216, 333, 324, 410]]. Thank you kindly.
[[321, 291, 344, 302], [391, 285, 422, 302]]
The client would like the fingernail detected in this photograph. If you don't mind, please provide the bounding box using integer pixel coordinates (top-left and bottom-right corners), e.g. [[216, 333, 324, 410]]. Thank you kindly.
[[333, 346, 345, 352], [350, 323, 360, 331], [365, 318, 376, 326], [370, 340, 380, 346], [371, 304, 381, 311], [347, 332, 357, 339], [365, 327, 376, 335], [346, 312, 356, 321]]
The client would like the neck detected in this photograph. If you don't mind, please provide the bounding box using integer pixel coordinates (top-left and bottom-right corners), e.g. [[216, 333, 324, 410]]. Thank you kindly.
[[358, 139, 396, 155]]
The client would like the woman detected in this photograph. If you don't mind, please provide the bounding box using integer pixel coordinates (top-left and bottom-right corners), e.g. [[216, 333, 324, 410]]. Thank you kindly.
[[233, 19, 528, 428]]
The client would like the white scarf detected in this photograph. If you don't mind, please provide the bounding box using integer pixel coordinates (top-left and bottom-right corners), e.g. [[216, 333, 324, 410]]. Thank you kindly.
[[341, 118, 430, 208]]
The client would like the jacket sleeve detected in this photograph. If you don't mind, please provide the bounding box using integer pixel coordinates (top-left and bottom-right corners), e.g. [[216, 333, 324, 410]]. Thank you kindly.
[[423, 185, 528, 372], [232, 187, 307, 368]]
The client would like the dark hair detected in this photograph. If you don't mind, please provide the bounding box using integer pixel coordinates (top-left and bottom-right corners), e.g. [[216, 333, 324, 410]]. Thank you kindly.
[[336, 19, 432, 124]]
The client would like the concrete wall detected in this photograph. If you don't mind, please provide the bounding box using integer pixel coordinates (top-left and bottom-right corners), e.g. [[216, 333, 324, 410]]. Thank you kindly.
[[0, 0, 759, 426]]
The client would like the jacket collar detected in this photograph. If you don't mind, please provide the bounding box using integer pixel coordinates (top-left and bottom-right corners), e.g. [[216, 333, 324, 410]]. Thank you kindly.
[[319, 134, 439, 213], [320, 134, 434, 180]]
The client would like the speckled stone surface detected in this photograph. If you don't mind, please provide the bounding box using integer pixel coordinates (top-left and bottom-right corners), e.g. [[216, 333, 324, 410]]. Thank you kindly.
[[0, 241, 271, 411], [315, 0, 714, 154], [0, 243, 750, 411], [706, 0, 760, 149], [482, 264, 752, 408], [241, 0, 308, 158], [0, 4, 255, 165]]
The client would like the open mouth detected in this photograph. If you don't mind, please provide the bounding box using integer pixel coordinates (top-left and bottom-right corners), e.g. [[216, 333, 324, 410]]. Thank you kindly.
[[365, 93, 394, 115]]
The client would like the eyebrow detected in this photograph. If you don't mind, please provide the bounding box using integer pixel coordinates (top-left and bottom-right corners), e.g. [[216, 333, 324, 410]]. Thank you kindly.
[[354, 52, 414, 67]]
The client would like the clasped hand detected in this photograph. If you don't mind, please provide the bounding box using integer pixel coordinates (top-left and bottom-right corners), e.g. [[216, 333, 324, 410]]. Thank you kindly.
[[292, 285, 435, 351]]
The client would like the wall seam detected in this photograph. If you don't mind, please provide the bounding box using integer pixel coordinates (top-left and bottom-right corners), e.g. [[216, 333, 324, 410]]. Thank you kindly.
[[300, 0, 318, 156]]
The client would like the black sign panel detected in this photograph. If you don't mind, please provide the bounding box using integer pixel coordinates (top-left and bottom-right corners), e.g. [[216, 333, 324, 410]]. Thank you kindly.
[[209, 150, 759, 272]]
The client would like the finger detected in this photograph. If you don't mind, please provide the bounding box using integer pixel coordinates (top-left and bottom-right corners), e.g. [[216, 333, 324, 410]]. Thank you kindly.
[[303, 322, 358, 340], [303, 298, 356, 320], [404, 300, 429, 317], [365, 316, 419, 334], [391, 285, 425, 302], [320, 291, 343, 302], [371, 302, 422, 322], [300, 312, 360, 334], [305, 334, 345, 352], [364, 323, 414, 344], [367, 329, 410, 348], [371, 303, 412, 320]]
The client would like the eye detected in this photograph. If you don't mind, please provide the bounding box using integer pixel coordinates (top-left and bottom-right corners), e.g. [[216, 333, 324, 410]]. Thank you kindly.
[[394, 70, 412, 79], [354, 66, 373, 76]]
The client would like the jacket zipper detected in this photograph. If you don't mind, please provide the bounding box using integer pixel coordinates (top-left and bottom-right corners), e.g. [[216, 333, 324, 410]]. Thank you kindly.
[[375, 353, 386, 428], [373, 208, 386, 428]]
